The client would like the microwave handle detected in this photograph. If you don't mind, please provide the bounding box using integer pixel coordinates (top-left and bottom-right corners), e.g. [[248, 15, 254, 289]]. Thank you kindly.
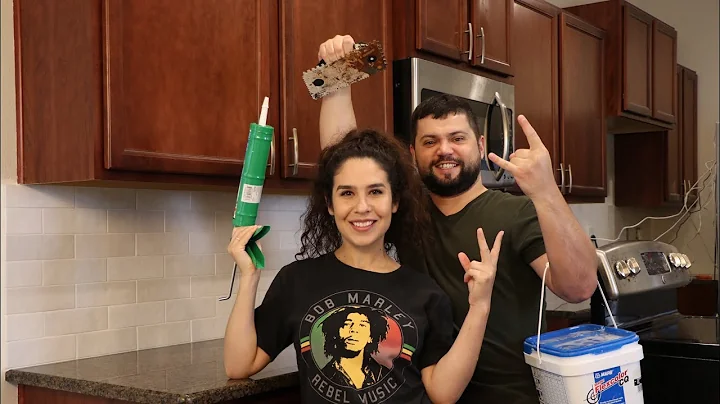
[[484, 92, 511, 182]]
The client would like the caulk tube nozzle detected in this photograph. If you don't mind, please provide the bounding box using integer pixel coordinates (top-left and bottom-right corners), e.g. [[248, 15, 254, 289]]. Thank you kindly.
[[258, 96, 269, 126]]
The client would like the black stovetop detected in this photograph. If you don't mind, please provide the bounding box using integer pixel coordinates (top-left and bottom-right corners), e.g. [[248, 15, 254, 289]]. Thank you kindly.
[[633, 314, 719, 360]]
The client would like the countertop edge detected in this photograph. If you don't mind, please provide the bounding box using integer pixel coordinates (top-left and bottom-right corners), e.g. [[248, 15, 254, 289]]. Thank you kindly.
[[5, 368, 301, 404]]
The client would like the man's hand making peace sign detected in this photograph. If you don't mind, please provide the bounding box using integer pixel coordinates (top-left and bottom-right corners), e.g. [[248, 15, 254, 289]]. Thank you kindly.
[[488, 115, 558, 200]]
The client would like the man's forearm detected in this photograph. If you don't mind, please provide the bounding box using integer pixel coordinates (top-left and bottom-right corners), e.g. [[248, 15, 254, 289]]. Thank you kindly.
[[425, 304, 489, 403], [533, 190, 598, 302], [319, 87, 357, 149]]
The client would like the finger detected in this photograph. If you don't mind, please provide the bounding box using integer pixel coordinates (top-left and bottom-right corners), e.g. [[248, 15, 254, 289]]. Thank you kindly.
[[509, 149, 530, 160], [458, 252, 471, 272], [326, 41, 336, 62], [491, 231, 504, 264], [318, 43, 328, 61], [333, 36, 347, 58], [476, 228, 490, 262], [517, 115, 545, 150], [488, 153, 518, 172], [341, 35, 355, 54]]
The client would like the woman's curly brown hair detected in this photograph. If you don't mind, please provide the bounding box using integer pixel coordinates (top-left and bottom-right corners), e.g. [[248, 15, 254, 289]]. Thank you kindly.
[[296, 128, 431, 265]]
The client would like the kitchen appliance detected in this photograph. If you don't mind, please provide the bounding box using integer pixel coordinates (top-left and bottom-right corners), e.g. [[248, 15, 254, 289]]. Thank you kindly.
[[591, 240, 719, 404], [392, 57, 516, 189]]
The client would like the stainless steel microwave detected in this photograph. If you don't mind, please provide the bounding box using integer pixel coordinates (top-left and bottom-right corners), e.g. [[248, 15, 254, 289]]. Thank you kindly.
[[392, 57, 516, 189]]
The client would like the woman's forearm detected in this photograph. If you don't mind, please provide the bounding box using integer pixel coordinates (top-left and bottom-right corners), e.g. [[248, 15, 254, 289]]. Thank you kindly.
[[425, 304, 490, 403], [223, 272, 261, 378]]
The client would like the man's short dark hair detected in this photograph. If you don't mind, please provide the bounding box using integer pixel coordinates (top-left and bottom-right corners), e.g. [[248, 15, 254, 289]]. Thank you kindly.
[[410, 94, 482, 144]]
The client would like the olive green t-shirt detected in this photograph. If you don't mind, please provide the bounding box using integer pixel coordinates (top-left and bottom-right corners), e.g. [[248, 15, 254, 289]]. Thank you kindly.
[[411, 189, 546, 404]]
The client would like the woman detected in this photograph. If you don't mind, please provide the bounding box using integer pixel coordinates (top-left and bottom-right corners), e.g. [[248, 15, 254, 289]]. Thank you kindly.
[[223, 129, 503, 404]]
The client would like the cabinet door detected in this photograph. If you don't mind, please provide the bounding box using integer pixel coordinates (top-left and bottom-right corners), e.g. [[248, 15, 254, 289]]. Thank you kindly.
[[681, 67, 698, 194], [622, 4, 653, 117], [512, 0, 559, 184], [471, 0, 513, 75], [652, 20, 677, 123], [416, 0, 469, 61], [103, 0, 279, 177], [280, 0, 393, 179], [665, 67, 683, 203], [559, 12, 606, 197]]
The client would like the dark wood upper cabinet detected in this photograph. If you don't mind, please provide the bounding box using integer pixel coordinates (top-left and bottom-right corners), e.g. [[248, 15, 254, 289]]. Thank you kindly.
[[416, 0, 468, 61], [559, 12, 606, 198], [280, 0, 393, 180], [103, 0, 278, 177], [470, 0, 513, 75], [511, 1, 606, 201], [511, 0, 559, 179], [400, 0, 513, 77], [614, 64, 697, 208], [565, 0, 677, 130]]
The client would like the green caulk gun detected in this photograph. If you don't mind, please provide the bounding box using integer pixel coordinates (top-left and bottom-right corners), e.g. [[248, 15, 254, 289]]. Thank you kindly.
[[219, 96, 273, 301]]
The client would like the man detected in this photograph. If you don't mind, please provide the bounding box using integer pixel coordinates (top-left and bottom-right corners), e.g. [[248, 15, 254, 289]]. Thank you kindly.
[[320, 306, 390, 389], [316, 35, 598, 403]]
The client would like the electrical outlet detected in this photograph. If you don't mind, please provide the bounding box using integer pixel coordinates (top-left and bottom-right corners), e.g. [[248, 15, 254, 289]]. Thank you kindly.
[[585, 224, 595, 238]]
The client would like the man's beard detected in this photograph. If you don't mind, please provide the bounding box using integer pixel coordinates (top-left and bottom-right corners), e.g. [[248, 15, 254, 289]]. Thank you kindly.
[[420, 155, 481, 197]]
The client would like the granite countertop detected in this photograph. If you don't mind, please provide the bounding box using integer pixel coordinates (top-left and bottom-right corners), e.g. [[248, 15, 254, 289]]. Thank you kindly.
[[4, 339, 299, 404]]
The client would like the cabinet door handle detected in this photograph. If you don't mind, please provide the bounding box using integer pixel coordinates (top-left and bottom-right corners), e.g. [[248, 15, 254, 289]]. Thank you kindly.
[[475, 26, 485, 64], [557, 163, 565, 194], [267, 134, 275, 175], [567, 164, 573, 194], [463, 23, 473, 61], [290, 128, 299, 176]]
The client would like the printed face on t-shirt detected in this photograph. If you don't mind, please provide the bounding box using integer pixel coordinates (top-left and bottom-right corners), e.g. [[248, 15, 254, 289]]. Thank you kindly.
[[328, 157, 398, 251]]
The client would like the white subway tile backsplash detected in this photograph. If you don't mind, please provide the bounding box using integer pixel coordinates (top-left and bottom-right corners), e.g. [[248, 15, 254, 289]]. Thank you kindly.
[[77, 328, 137, 358], [138, 321, 191, 349], [45, 307, 108, 336], [7, 313, 45, 341], [76, 281, 136, 308], [3, 184, 306, 371], [164, 255, 214, 277], [108, 210, 164, 233], [136, 233, 188, 256], [76, 234, 135, 258], [6, 235, 75, 261], [43, 208, 107, 234], [137, 278, 191, 302], [165, 297, 216, 322], [5, 184, 75, 208], [7, 336, 77, 368], [165, 211, 214, 233], [108, 302, 165, 329], [75, 188, 135, 210], [6, 208, 42, 234], [137, 190, 191, 211], [6, 285, 76, 314], [43, 258, 107, 285], [107, 256, 164, 281], [6, 261, 42, 287]]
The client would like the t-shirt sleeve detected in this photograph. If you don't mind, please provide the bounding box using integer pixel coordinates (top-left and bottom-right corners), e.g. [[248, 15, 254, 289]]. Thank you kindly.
[[417, 291, 455, 370], [253, 267, 293, 360], [511, 198, 546, 265]]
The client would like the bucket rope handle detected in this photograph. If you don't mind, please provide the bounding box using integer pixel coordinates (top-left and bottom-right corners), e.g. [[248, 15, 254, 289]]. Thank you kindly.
[[535, 262, 617, 364]]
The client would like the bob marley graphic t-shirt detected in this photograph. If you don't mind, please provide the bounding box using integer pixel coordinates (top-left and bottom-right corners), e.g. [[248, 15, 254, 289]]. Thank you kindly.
[[253, 253, 456, 404]]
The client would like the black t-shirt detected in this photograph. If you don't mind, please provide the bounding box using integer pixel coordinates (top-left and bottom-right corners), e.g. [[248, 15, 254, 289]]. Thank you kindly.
[[407, 189, 546, 404], [254, 253, 455, 404]]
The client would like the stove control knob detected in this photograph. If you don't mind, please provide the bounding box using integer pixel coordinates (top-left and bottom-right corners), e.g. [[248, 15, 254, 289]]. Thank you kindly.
[[615, 260, 631, 279], [681, 254, 692, 268], [668, 253, 681, 267], [626, 258, 641, 275]]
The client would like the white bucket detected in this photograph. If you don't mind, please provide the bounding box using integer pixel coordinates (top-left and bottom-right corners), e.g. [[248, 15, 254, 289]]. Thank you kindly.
[[524, 324, 645, 404]]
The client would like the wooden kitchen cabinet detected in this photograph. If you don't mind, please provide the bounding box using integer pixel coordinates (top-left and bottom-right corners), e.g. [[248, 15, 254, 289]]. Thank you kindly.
[[565, 0, 677, 130], [614, 65, 698, 208], [511, 0, 606, 200], [13, 0, 392, 190], [279, 0, 393, 180], [398, 0, 513, 76]]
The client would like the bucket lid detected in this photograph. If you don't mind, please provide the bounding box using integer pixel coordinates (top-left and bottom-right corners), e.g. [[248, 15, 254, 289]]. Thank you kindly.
[[523, 324, 639, 357]]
